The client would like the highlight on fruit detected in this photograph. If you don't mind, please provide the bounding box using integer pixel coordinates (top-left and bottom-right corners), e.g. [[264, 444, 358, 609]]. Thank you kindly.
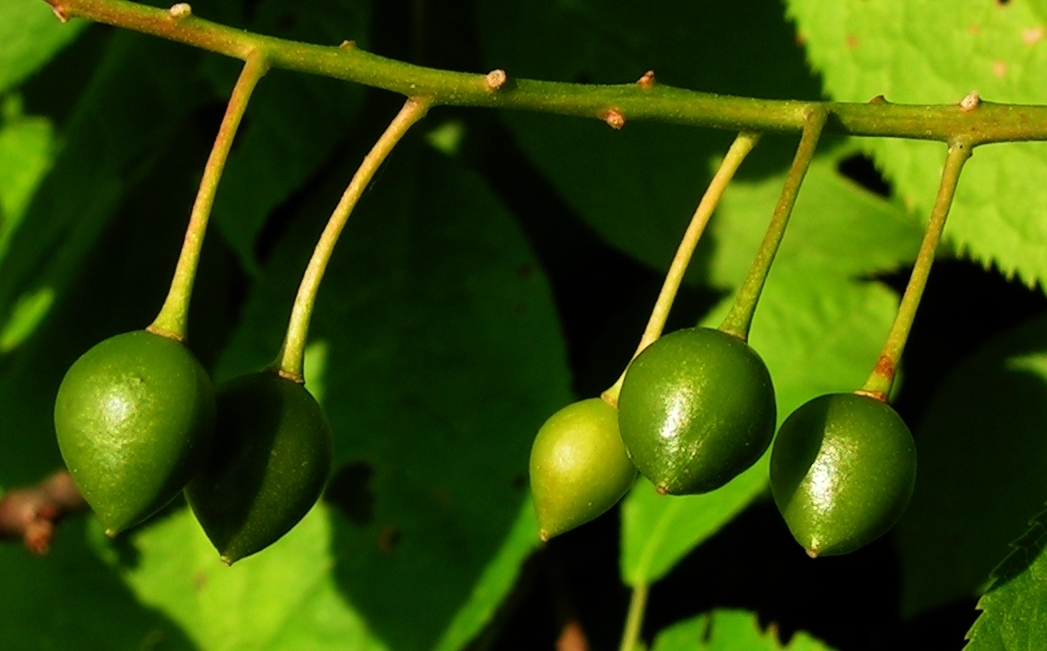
[[616, 327, 776, 495], [53, 329, 215, 536], [769, 392, 917, 558]]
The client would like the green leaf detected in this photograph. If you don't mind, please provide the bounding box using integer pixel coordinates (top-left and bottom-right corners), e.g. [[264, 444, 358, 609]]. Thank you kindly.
[[896, 313, 1047, 616], [621, 472, 767, 586], [433, 497, 540, 651], [966, 502, 1047, 649], [119, 499, 540, 651], [786, 0, 1047, 287], [126, 143, 567, 650], [116, 504, 385, 651], [0, 519, 197, 650], [0, 99, 55, 265], [477, 0, 821, 278], [0, 33, 204, 355], [651, 610, 835, 651], [0, 0, 87, 95], [208, 0, 369, 274]]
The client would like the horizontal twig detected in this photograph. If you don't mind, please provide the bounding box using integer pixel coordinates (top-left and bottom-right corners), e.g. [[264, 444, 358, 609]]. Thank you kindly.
[[40, 0, 1047, 145]]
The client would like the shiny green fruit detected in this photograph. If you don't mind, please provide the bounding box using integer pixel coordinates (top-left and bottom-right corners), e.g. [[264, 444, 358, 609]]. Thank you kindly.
[[529, 398, 637, 541], [617, 327, 776, 495], [770, 393, 917, 557], [185, 371, 333, 564], [54, 330, 215, 536]]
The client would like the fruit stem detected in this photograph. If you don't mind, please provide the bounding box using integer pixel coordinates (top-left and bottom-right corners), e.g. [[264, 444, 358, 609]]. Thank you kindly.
[[618, 583, 649, 651], [149, 51, 269, 342], [602, 132, 759, 406], [718, 107, 827, 342], [272, 97, 430, 382], [859, 140, 972, 401]]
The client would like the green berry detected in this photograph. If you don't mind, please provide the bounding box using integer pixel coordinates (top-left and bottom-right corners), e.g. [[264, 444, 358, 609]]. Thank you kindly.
[[617, 327, 776, 495], [770, 392, 917, 557], [185, 371, 333, 564], [529, 398, 636, 541], [54, 330, 215, 536]]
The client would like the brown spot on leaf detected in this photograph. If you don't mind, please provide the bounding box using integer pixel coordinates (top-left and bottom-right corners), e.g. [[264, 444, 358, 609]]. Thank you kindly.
[[993, 60, 1008, 77], [1024, 27, 1045, 45], [845, 34, 859, 49], [434, 486, 452, 509], [378, 525, 401, 554]]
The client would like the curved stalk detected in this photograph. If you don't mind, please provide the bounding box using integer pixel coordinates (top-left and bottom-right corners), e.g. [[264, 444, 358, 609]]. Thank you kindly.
[[149, 51, 268, 341], [718, 108, 826, 341], [40, 0, 1047, 145], [859, 140, 973, 401], [272, 98, 430, 382], [602, 132, 760, 406]]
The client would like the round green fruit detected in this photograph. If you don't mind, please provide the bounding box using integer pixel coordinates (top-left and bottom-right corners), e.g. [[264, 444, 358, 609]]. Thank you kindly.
[[529, 398, 636, 541], [54, 329, 215, 536], [185, 371, 334, 564], [770, 392, 917, 557], [617, 327, 776, 495]]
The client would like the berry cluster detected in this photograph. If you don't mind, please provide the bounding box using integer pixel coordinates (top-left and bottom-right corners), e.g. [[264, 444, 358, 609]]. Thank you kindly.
[[49, 63, 426, 564], [529, 125, 969, 558]]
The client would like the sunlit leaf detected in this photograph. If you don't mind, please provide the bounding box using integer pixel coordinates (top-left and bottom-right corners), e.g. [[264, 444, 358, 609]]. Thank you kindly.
[[651, 609, 835, 651], [787, 0, 1047, 287]]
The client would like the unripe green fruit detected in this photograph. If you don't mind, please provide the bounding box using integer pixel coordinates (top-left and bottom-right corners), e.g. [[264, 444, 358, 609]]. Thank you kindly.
[[54, 330, 215, 536], [185, 371, 334, 564], [617, 327, 776, 495], [770, 392, 917, 557], [529, 398, 636, 541]]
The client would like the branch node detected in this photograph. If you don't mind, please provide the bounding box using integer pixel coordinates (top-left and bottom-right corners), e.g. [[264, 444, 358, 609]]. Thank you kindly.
[[869, 94, 889, 104], [854, 389, 888, 403], [960, 90, 981, 112], [277, 367, 306, 384], [168, 3, 192, 19], [51, 5, 70, 23], [485, 69, 507, 91], [339, 40, 357, 49], [602, 107, 626, 130], [636, 70, 656, 89]]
